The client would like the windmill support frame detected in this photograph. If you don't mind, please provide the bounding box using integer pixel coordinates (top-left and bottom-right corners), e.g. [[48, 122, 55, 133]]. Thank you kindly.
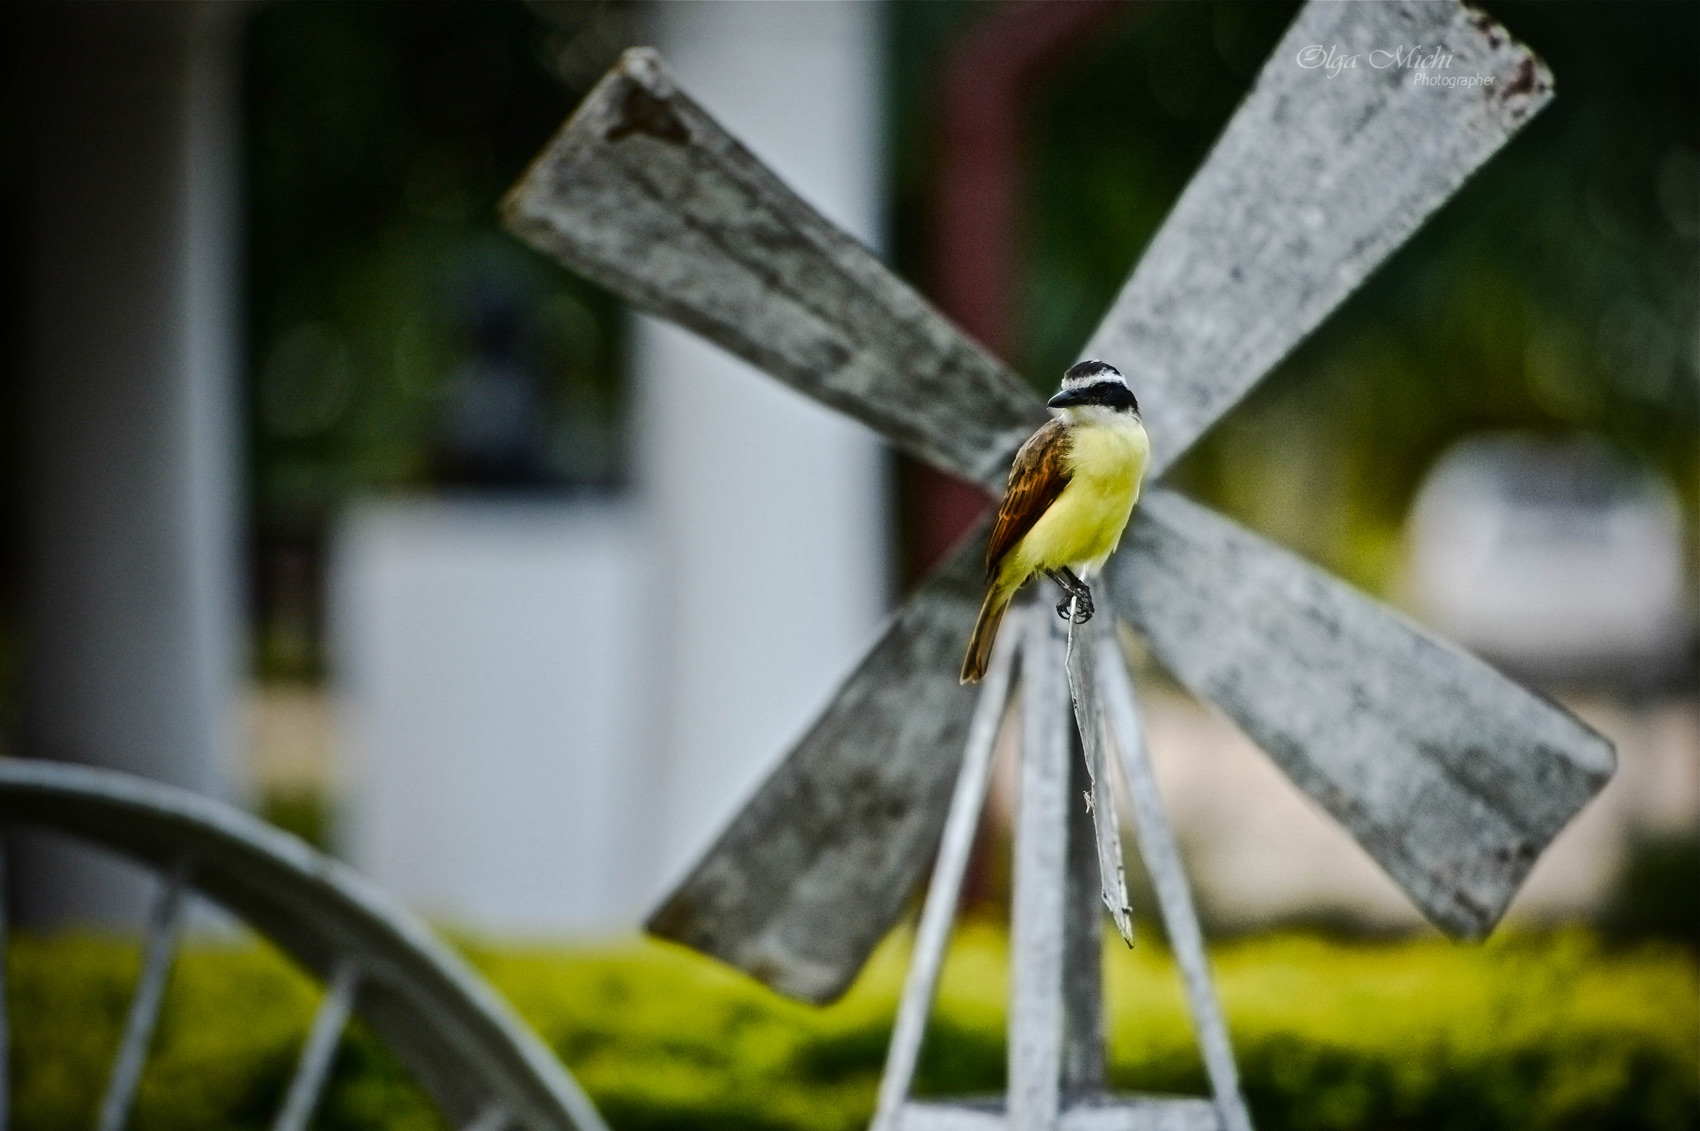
[[875, 598, 1253, 1131]]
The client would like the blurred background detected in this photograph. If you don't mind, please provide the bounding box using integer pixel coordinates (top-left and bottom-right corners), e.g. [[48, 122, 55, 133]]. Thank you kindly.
[[0, 1, 1694, 1127]]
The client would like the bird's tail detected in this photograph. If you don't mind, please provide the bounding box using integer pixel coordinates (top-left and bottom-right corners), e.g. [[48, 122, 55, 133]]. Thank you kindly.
[[961, 581, 1015, 684]]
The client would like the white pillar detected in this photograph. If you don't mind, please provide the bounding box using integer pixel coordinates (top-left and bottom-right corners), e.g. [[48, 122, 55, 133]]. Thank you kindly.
[[634, 1, 890, 888], [333, 500, 661, 936], [18, 4, 243, 924]]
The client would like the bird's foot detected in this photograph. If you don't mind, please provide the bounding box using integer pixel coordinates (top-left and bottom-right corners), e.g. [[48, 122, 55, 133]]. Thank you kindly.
[[1072, 589, 1094, 623], [1054, 588, 1094, 624], [1047, 569, 1095, 623]]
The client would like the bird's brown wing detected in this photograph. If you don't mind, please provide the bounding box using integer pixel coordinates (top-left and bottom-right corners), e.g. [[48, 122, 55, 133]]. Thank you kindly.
[[985, 417, 1071, 579]]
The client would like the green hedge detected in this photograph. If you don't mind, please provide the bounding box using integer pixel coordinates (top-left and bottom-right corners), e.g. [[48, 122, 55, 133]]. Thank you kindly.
[[10, 927, 1696, 1130]]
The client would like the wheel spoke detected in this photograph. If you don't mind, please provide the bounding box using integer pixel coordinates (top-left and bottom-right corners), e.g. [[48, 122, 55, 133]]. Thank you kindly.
[[95, 860, 189, 1131], [272, 961, 360, 1131]]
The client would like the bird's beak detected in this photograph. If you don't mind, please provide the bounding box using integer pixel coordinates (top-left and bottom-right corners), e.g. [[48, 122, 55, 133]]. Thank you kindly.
[[1047, 387, 1089, 408]]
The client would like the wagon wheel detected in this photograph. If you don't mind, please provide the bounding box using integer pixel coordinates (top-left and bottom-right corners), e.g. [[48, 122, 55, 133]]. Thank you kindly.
[[0, 759, 608, 1131]]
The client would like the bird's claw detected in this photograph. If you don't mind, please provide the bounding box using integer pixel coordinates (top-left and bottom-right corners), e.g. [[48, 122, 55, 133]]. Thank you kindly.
[[1055, 592, 1094, 624]]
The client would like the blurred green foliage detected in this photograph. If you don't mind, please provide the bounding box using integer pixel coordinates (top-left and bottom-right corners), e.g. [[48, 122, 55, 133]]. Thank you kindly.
[[8, 935, 439, 1131], [242, 0, 630, 680], [891, 1, 1698, 596], [245, 0, 627, 512], [11, 927, 1696, 1130], [258, 787, 336, 855], [1603, 830, 1700, 949]]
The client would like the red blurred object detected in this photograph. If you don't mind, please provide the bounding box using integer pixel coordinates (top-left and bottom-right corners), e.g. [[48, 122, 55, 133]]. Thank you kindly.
[[907, 0, 1129, 582]]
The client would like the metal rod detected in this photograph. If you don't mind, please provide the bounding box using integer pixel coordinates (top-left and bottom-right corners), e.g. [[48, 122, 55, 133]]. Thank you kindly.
[[95, 860, 189, 1131], [871, 618, 1020, 1131], [1009, 603, 1070, 1130], [272, 960, 360, 1131], [1063, 607, 1134, 945], [1096, 638, 1254, 1131]]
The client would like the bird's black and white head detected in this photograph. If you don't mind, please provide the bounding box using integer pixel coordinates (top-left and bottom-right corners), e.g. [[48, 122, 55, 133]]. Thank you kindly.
[[1047, 360, 1139, 420]]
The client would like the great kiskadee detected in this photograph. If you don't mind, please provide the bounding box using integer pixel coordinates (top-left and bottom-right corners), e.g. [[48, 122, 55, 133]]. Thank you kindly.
[[960, 360, 1149, 683]]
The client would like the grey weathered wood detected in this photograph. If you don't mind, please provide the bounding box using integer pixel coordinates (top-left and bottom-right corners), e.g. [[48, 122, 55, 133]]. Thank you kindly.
[[1061, 729, 1105, 1097], [502, 47, 1044, 492], [870, 608, 1108, 1108], [898, 1097, 1221, 1131], [646, 535, 989, 1003], [463, 1104, 511, 1131], [1096, 634, 1251, 1131], [273, 960, 359, 1131], [1010, 604, 1071, 1130], [873, 622, 1019, 1131], [502, 3, 1551, 490], [1111, 490, 1615, 936], [898, 1103, 1006, 1131], [1059, 1097, 1222, 1131], [0, 760, 608, 1131], [508, 56, 1029, 1002], [1084, 0, 1553, 474], [1063, 608, 1134, 946], [96, 861, 189, 1131], [506, 0, 1588, 1002]]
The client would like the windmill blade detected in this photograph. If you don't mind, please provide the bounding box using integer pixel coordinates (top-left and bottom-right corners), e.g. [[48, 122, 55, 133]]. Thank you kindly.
[[502, 46, 1034, 1003], [1111, 489, 1616, 936], [502, 45, 1043, 1002], [1086, 0, 1553, 474], [502, 46, 1042, 493], [508, 4, 1552, 485], [645, 528, 989, 1004], [502, 1, 1580, 1001]]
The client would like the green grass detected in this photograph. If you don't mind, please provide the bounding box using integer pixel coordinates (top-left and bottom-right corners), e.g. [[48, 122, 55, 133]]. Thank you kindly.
[[9, 926, 1696, 1130]]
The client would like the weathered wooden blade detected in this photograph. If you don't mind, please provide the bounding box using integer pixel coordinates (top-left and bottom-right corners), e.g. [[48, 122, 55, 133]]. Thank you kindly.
[[505, 0, 1580, 1001], [645, 528, 989, 1003], [502, 46, 1042, 493], [1111, 489, 1616, 937], [1085, 0, 1554, 473], [501, 45, 1036, 1003]]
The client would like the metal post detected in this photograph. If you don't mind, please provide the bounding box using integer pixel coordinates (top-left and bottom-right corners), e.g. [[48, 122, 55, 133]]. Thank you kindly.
[[18, 0, 242, 928]]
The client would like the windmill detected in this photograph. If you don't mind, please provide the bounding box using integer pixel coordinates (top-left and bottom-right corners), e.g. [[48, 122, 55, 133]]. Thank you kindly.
[[502, 2, 1615, 1126]]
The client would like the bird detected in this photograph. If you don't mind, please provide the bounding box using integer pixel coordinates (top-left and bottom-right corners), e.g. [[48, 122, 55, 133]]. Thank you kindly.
[[960, 360, 1149, 683]]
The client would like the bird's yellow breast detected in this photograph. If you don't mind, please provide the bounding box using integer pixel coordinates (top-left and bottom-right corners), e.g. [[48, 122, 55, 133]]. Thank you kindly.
[[1005, 413, 1149, 584]]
